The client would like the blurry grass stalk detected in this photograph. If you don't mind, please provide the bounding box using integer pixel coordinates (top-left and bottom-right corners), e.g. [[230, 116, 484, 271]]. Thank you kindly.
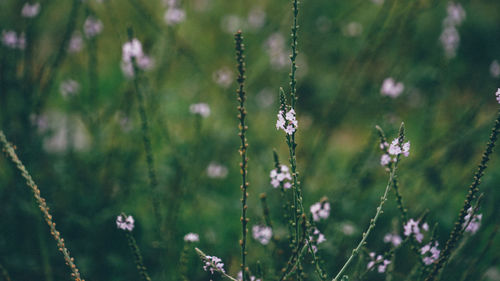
[[123, 228, 152, 281], [0, 131, 85, 281], [425, 109, 500, 281], [235, 30, 250, 281], [127, 28, 162, 227], [332, 123, 406, 281]]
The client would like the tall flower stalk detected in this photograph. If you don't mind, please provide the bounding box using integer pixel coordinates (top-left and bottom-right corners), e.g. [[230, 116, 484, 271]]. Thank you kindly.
[[235, 30, 250, 281], [0, 131, 85, 281]]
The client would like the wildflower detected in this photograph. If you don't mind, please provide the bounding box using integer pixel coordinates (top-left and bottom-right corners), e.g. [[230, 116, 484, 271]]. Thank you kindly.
[[341, 222, 355, 236], [367, 252, 391, 273], [383, 233, 402, 247], [1, 30, 18, 48], [444, 2, 466, 27], [440, 2, 465, 58], [310, 200, 330, 222], [269, 165, 292, 188], [203, 255, 225, 274], [237, 271, 261, 281], [206, 162, 228, 179], [264, 33, 288, 69], [342, 22, 363, 37], [116, 214, 135, 231], [381, 78, 404, 98], [220, 15, 243, 34], [189, 103, 210, 118], [421, 241, 440, 265], [212, 67, 233, 88], [381, 138, 410, 167], [308, 227, 326, 253], [403, 218, 425, 243], [121, 38, 154, 77], [252, 225, 272, 245], [496, 88, 500, 104], [490, 60, 500, 78], [276, 109, 298, 135], [83, 16, 103, 38], [184, 232, 200, 242], [21, 2, 40, 18], [59, 79, 80, 98], [380, 154, 391, 166], [68, 32, 83, 53], [122, 39, 144, 62], [247, 8, 266, 30], [164, 8, 186, 25], [463, 207, 482, 234]]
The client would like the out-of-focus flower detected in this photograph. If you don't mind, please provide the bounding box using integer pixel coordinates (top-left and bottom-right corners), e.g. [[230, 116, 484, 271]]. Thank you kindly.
[[184, 232, 200, 242], [404, 218, 426, 243], [68, 32, 83, 53], [383, 233, 402, 247], [342, 22, 362, 37], [121, 38, 154, 77], [490, 60, 500, 78], [440, 2, 465, 59], [252, 225, 272, 245], [2, 30, 18, 49], [206, 162, 228, 178], [83, 16, 103, 38], [189, 103, 210, 118], [421, 241, 440, 265], [247, 8, 266, 30], [59, 79, 80, 98], [310, 200, 330, 222], [381, 78, 404, 98], [264, 33, 288, 69], [367, 252, 391, 273], [495, 88, 500, 104], [237, 271, 261, 281], [269, 165, 292, 189], [116, 214, 135, 231], [221, 14, 243, 34], [21, 2, 40, 18], [164, 8, 186, 25], [212, 67, 233, 88], [463, 207, 482, 234]]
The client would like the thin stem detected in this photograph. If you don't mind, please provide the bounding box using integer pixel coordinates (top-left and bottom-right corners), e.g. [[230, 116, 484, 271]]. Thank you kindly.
[[235, 30, 250, 281], [425, 109, 500, 281], [195, 248, 239, 281], [0, 131, 84, 281], [124, 231, 152, 281]]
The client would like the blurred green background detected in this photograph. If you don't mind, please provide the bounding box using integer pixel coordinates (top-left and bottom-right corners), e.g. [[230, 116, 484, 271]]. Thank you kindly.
[[1, 0, 500, 280]]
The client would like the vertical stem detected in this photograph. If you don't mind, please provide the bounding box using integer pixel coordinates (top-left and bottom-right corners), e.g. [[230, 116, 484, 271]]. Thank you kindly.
[[125, 232, 152, 281], [235, 30, 249, 281]]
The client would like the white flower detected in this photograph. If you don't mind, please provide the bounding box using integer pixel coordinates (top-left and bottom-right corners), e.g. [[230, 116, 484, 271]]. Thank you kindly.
[[381, 78, 404, 98], [310, 201, 330, 222], [164, 8, 186, 25], [490, 60, 500, 78], [212, 67, 233, 88], [122, 39, 144, 63], [203, 255, 225, 274], [116, 214, 135, 231], [189, 103, 210, 118], [68, 32, 83, 53], [276, 109, 298, 135], [206, 162, 228, 179], [496, 88, 500, 104], [59, 79, 80, 98], [404, 218, 426, 243], [21, 2, 40, 18], [444, 2, 466, 27], [342, 22, 363, 37], [252, 225, 272, 245], [83, 16, 103, 38], [421, 241, 440, 265], [388, 138, 402, 155], [2, 30, 18, 49], [383, 233, 402, 247], [463, 207, 482, 234], [380, 154, 391, 166], [184, 232, 200, 242], [269, 165, 292, 189], [247, 8, 266, 30], [367, 253, 391, 273]]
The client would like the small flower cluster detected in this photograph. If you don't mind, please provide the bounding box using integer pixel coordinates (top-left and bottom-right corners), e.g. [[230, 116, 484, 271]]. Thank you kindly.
[[21, 2, 41, 18], [380, 78, 404, 98], [264, 33, 288, 69], [237, 271, 261, 281], [490, 61, 500, 78], [276, 109, 298, 135], [163, 0, 186, 26], [380, 138, 410, 166], [189, 103, 211, 118], [206, 162, 228, 178], [310, 200, 330, 222], [68, 32, 83, 53], [308, 227, 326, 253], [83, 16, 103, 38], [463, 207, 482, 234], [495, 88, 500, 104], [252, 225, 272, 245], [121, 38, 154, 78], [184, 232, 200, 242], [383, 233, 402, 247], [403, 219, 428, 243], [367, 252, 391, 273], [421, 241, 440, 265], [269, 165, 292, 189], [1, 30, 25, 50], [116, 214, 135, 231], [203, 255, 225, 274], [59, 79, 80, 99], [212, 67, 233, 88], [440, 2, 466, 58]]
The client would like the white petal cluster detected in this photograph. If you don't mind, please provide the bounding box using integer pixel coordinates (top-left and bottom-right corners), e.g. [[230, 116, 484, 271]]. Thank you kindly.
[[1, 30, 25, 50], [212, 67, 233, 88], [203, 255, 225, 274], [121, 38, 154, 78], [276, 109, 298, 135], [83, 16, 103, 38], [380, 138, 410, 167], [496, 88, 500, 104], [206, 162, 228, 179], [116, 214, 135, 231], [21, 2, 41, 18], [440, 2, 466, 59], [308, 227, 326, 253], [59, 79, 80, 98], [183, 232, 200, 242], [252, 225, 272, 245], [383, 233, 402, 247], [421, 241, 440, 265], [189, 103, 211, 118], [403, 219, 428, 243], [164, 0, 186, 25], [68, 32, 83, 53], [367, 252, 391, 273], [237, 271, 261, 281], [269, 165, 292, 189], [381, 78, 404, 98], [463, 207, 482, 234], [310, 201, 330, 222]]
